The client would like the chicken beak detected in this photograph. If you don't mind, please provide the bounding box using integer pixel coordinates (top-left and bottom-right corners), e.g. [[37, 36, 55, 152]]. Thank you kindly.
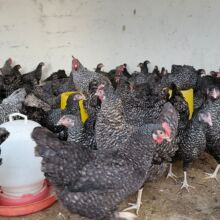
[[81, 94, 87, 100], [166, 137, 172, 142]]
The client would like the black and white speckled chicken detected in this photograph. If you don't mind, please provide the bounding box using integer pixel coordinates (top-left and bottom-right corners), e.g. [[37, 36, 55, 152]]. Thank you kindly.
[[32, 101, 176, 220], [0, 88, 26, 124], [57, 114, 97, 150], [21, 62, 44, 87], [176, 111, 212, 191], [161, 65, 199, 90], [71, 56, 110, 92], [169, 83, 189, 133], [123, 101, 179, 214], [95, 82, 135, 151], [194, 69, 220, 112], [44, 93, 86, 140], [110, 64, 127, 90], [0, 58, 12, 76], [166, 83, 190, 181], [129, 61, 150, 87], [120, 84, 168, 127], [0, 127, 10, 165], [198, 89, 220, 181]]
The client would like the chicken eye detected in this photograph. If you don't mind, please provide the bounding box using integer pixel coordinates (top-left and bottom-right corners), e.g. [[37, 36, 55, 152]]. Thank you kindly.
[[158, 130, 163, 135]]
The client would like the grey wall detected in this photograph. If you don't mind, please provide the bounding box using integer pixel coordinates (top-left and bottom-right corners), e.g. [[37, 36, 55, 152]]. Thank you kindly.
[[0, 0, 219, 77]]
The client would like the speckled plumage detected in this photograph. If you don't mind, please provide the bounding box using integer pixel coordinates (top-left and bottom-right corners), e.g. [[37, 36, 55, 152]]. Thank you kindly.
[[201, 98, 220, 164], [177, 112, 210, 170], [32, 119, 172, 219], [161, 65, 198, 90], [71, 57, 110, 92], [0, 88, 26, 124]]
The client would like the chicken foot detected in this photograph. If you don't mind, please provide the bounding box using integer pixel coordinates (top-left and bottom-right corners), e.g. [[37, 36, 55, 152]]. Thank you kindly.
[[123, 188, 143, 215], [181, 171, 195, 192], [204, 164, 220, 180], [166, 163, 177, 182]]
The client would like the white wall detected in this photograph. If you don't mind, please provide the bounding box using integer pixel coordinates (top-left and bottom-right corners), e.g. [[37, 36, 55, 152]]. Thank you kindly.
[[0, 0, 220, 77]]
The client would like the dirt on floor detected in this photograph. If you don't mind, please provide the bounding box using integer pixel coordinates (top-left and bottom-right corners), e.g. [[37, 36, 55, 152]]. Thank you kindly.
[[1, 153, 220, 220]]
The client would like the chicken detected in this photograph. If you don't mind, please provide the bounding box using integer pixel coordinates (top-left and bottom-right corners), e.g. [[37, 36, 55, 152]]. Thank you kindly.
[[95, 63, 107, 76], [57, 115, 83, 142], [2, 65, 22, 97], [176, 111, 212, 191], [21, 62, 44, 87], [32, 102, 176, 220], [21, 93, 51, 125], [199, 89, 220, 180], [129, 61, 151, 87], [152, 65, 162, 82], [123, 101, 179, 214], [57, 114, 97, 150], [43, 69, 67, 82], [0, 58, 12, 76], [0, 88, 26, 124], [0, 127, 10, 165], [122, 64, 131, 79], [71, 56, 110, 92], [166, 83, 190, 181], [95, 82, 135, 151], [52, 73, 76, 96], [44, 92, 86, 141], [110, 64, 127, 89], [137, 60, 150, 74], [30, 81, 63, 109], [161, 65, 199, 90]]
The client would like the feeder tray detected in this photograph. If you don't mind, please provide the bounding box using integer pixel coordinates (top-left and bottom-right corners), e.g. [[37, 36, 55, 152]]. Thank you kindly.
[[0, 181, 57, 216]]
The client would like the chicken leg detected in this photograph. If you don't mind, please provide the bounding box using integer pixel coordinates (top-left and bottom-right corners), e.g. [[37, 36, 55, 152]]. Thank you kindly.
[[166, 163, 177, 182], [204, 164, 220, 180], [123, 188, 143, 215], [181, 171, 195, 192]]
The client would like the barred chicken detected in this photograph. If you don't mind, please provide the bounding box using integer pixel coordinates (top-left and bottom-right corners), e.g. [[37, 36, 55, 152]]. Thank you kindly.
[[71, 56, 110, 92], [0, 88, 26, 124], [32, 101, 177, 220]]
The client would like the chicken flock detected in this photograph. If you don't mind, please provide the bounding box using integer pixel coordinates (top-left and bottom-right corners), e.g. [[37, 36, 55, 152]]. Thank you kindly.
[[0, 57, 220, 220]]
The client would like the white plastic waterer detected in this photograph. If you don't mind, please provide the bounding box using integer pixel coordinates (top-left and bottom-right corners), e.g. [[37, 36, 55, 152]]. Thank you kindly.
[[0, 113, 46, 204]]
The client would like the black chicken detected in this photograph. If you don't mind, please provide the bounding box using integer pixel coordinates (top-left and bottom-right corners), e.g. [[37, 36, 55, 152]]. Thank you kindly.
[[43, 69, 67, 82], [137, 60, 150, 74], [2, 65, 22, 97], [21, 62, 44, 87], [0, 58, 12, 76]]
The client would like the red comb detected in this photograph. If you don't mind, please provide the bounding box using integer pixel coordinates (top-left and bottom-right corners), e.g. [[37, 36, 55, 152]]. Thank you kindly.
[[162, 122, 171, 137]]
